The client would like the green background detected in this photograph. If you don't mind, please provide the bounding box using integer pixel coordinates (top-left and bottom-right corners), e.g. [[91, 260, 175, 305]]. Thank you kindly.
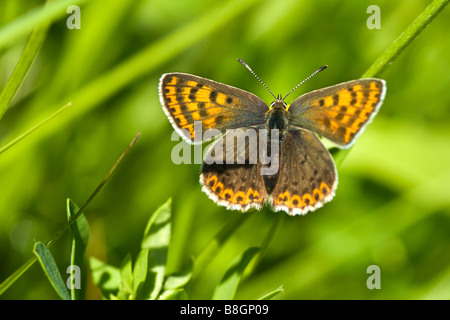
[[1, 0, 449, 299]]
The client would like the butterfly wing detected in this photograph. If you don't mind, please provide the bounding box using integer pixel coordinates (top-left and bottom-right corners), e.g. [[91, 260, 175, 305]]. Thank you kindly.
[[270, 129, 337, 215], [159, 73, 268, 144], [200, 128, 268, 211], [288, 79, 386, 148]]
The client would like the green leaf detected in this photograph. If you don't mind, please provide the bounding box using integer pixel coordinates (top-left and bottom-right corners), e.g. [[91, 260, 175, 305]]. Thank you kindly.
[[116, 253, 133, 300], [136, 198, 172, 299], [66, 198, 89, 300], [89, 257, 121, 299], [132, 248, 149, 299], [33, 242, 70, 300], [158, 288, 188, 300], [163, 266, 193, 291], [258, 285, 284, 300], [212, 247, 260, 300]]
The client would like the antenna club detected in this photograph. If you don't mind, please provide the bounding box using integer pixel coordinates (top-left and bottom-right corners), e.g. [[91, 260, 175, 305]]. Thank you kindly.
[[282, 65, 328, 101]]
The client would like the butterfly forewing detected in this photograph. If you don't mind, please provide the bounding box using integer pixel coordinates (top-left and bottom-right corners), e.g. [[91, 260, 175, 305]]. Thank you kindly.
[[288, 79, 386, 148], [159, 73, 268, 144]]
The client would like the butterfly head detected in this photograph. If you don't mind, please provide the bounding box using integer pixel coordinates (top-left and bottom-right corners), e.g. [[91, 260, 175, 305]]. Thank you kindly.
[[270, 94, 287, 110]]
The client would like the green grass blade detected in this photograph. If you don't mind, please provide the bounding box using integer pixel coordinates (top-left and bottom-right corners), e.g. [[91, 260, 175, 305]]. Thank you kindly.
[[246, 214, 285, 276], [0, 102, 71, 155], [0, 132, 140, 296], [0, 7, 50, 120], [212, 247, 260, 300], [33, 242, 71, 300], [67, 199, 89, 300], [192, 213, 252, 279], [0, 0, 88, 51], [363, 0, 450, 79]]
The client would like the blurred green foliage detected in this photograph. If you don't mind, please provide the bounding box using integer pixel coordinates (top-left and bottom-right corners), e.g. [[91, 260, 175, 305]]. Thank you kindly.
[[0, 0, 449, 300]]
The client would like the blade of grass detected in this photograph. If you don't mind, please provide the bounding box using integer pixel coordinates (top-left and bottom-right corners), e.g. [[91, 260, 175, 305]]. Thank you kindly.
[[33, 242, 71, 300], [0, 102, 71, 155], [46, 132, 141, 249], [334, 0, 450, 165], [0, 0, 88, 51], [192, 213, 252, 279], [0, 0, 53, 120], [0, 132, 141, 296], [67, 199, 89, 300], [246, 214, 285, 276], [363, 0, 450, 79]]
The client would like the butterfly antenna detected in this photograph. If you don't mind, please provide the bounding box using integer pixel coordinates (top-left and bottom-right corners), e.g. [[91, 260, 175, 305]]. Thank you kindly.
[[238, 58, 277, 100], [283, 65, 328, 101]]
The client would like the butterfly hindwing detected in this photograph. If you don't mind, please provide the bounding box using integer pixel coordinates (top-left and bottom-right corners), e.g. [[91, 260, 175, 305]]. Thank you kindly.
[[288, 79, 386, 148], [270, 129, 337, 215], [159, 73, 268, 144], [200, 129, 268, 211]]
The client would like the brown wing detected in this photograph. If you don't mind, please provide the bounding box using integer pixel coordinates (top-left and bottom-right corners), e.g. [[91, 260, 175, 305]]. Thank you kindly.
[[270, 130, 337, 215], [159, 73, 268, 144], [288, 79, 386, 148], [200, 129, 268, 211]]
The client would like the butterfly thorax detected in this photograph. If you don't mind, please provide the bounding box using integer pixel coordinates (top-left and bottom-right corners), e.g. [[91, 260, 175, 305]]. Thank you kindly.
[[266, 99, 290, 139]]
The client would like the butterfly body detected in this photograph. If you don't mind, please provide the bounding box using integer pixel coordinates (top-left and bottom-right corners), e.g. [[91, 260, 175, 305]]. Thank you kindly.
[[159, 69, 386, 215], [266, 100, 290, 132]]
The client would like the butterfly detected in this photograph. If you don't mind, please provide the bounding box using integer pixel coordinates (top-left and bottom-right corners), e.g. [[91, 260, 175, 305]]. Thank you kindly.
[[159, 59, 386, 215]]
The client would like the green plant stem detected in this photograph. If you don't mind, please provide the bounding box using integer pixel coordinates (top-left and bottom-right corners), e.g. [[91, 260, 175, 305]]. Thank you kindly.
[[335, 0, 450, 166], [192, 213, 252, 279], [0, 132, 141, 296], [47, 132, 141, 248], [363, 0, 450, 78], [0, 102, 71, 155]]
